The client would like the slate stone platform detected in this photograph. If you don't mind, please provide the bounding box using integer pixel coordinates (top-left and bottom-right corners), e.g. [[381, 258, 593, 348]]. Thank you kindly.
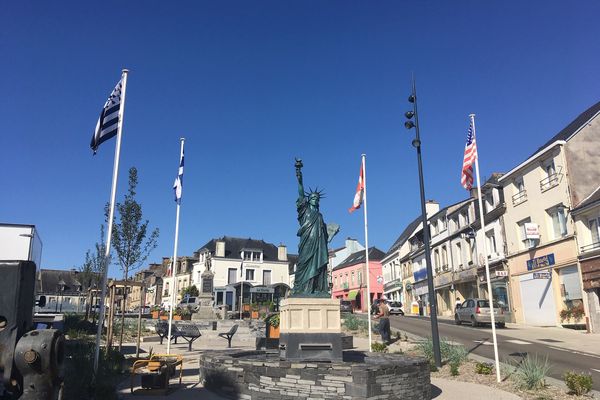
[[199, 350, 430, 400]]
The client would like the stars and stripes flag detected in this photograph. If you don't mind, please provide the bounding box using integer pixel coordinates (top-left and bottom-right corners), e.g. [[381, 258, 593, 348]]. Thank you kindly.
[[173, 144, 184, 203], [91, 79, 123, 154], [461, 118, 478, 190], [349, 161, 365, 213]]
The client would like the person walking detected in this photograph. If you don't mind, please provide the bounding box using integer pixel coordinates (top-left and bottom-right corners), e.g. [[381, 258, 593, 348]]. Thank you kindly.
[[455, 297, 462, 312], [374, 299, 391, 343]]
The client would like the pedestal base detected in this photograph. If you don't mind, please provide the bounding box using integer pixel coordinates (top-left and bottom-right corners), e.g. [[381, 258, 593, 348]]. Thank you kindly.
[[279, 297, 342, 362]]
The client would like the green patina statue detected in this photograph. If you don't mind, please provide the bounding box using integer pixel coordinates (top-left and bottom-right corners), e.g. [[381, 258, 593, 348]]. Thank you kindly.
[[292, 158, 340, 297]]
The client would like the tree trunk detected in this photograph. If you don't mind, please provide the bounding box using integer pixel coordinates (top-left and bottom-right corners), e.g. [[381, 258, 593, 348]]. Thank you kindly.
[[119, 266, 129, 352]]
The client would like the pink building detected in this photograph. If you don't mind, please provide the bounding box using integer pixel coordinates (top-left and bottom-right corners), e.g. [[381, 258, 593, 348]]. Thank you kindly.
[[331, 247, 385, 312]]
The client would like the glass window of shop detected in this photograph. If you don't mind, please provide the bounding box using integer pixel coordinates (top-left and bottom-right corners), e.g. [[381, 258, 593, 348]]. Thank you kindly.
[[558, 266, 583, 310]]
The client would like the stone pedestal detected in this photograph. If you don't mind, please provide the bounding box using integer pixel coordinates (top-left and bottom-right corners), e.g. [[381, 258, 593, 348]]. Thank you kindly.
[[193, 271, 217, 319], [279, 297, 342, 362]]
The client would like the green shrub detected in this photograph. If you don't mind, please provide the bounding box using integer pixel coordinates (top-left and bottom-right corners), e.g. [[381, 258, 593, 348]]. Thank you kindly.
[[511, 355, 550, 390], [416, 337, 468, 367], [475, 362, 494, 375], [371, 342, 388, 353], [450, 361, 460, 376], [342, 314, 368, 332], [564, 371, 593, 396]]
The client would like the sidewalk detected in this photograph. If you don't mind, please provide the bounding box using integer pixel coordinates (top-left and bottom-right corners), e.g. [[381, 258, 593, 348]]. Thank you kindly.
[[407, 314, 600, 356], [118, 333, 525, 399]]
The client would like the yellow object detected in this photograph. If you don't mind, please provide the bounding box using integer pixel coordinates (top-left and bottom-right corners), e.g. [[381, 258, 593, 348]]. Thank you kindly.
[[130, 353, 183, 394]]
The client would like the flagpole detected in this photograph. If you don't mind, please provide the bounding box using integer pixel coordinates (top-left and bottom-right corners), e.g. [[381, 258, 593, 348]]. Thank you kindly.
[[470, 114, 501, 382], [361, 154, 373, 352], [94, 69, 129, 374], [167, 138, 185, 354], [239, 261, 244, 320]]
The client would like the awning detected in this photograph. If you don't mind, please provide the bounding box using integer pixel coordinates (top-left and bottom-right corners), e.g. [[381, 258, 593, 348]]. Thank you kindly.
[[347, 290, 359, 300]]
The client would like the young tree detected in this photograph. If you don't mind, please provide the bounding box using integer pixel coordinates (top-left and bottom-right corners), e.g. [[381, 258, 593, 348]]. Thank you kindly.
[[181, 285, 200, 298], [110, 167, 159, 350], [79, 225, 110, 321]]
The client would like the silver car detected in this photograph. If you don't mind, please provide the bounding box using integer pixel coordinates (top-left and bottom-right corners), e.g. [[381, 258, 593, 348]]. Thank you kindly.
[[455, 298, 505, 328]]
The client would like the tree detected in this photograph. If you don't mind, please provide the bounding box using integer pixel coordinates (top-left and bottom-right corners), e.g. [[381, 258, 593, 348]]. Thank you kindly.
[[181, 285, 199, 298], [109, 167, 159, 350], [79, 224, 110, 321]]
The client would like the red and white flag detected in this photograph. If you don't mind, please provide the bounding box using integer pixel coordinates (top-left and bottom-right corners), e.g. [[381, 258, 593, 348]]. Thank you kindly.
[[349, 162, 365, 213], [461, 117, 478, 190]]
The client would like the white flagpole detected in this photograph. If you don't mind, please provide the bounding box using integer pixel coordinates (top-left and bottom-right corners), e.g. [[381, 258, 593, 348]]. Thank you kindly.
[[470, 114, 501, 382], [167, 138, 185, 354], [239, 261, 244, 320], [94, 69, 129, 374], [362, 154, 373, 352]]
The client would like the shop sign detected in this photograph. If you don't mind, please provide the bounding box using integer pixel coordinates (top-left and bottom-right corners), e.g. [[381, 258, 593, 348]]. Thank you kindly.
[[533, 270, 551, 279], [527, 253, 555, 271], [525, 223, 540, 239], [495, 271, 508, 277], [250, 287, 274, 294]]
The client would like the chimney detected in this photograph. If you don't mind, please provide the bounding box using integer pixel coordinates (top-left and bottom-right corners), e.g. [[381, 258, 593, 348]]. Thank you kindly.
[[425, 200, 439, 216], [215, 239, 225, 257], [278, 244, 287, 261]]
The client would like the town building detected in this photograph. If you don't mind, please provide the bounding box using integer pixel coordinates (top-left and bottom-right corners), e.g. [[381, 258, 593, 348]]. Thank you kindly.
[[161, 255, 197, 308], [128, 262, 167, 310], [331, 247, 385, 312], [35, 268, 91, 313], [192, 236, 292, 312], [498, 101, 600, 327]]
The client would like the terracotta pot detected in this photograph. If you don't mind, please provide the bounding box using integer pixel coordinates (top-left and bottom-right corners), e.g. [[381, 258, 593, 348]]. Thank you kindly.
[[173, 315, 182, 321], [268, 325, 280, 339], [159, 315, 168, 320], [251, 311, 259, 319], [151, 311, 159, 319]]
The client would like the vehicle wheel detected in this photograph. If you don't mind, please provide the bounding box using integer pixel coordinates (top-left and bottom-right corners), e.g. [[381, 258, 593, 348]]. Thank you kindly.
[[471, 316, 478, 327], [496, 322, 505, 328], [399, 311, 405, 316], [454, 314, 461, 325]]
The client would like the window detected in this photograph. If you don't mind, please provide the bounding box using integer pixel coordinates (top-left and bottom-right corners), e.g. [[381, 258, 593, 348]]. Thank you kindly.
[[434, 249, 440, 270], [253, 251, 262, 261], [455, 242, 463, 267], [351, 271, 355, 285], [589, 217, 600, 245], [263, 270, 271, 285], [228, 268, 237, 284], [485, 191, 495, 213], [518, 218, 536, 249], [547, 206, 568, 239], [512, 178, 527, 205], [439, 218, 447, 232], [486, 231, 497, 254], [442, 246, 448, 268], [243, 252, 252, 261], [245, 269, 255, 281], [358, 271, 362, 284]]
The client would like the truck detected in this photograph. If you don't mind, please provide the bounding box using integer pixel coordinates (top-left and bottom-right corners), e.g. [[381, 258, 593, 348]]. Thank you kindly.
[[0, 223, 42, 267]]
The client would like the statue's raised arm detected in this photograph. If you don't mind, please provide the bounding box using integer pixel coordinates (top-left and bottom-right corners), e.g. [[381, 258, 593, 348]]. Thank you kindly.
[[295, 158, 304, 200]]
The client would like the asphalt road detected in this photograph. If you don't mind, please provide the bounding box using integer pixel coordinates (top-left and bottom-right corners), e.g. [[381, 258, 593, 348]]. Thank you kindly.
[[365, 314, 600, 390]]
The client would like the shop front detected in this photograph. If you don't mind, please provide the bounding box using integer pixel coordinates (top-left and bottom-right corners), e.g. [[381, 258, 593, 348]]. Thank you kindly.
[[414, 280, 429, 316], [434, 271, 453, 316], [580, 256, 600, 333], [477, 262, 513, 322], [452, 267, 478, 304]]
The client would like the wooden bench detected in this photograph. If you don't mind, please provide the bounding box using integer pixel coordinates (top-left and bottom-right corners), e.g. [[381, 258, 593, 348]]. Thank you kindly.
[[155, 322, 201, 351], [218, 324, 238, 348]]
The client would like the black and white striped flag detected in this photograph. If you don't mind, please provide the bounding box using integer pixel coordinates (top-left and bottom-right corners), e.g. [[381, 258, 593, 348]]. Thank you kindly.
[[91, 79, 123, 154]]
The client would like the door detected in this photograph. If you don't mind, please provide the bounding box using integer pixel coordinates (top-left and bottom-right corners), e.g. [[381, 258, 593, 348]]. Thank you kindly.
[[519, 273, 557, 326], [225, 291, 233, 311]]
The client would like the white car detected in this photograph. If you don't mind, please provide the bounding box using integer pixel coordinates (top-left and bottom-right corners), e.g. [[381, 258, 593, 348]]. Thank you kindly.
[[387, 301, 405, 316]]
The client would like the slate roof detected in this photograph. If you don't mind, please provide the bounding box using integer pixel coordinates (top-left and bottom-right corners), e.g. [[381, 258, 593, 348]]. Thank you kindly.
[[36, 268, 101, 295], [572, 186, 600, 214], [529, 100, 600, 159], [197, 236, 285, 262], [385, 216, 421, 257], [333, 247, 385, 271]]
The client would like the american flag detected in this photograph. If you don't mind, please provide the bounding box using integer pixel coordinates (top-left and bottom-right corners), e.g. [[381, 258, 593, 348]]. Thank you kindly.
[[461, 118, 477, 190], [91, 79, 122, 154]]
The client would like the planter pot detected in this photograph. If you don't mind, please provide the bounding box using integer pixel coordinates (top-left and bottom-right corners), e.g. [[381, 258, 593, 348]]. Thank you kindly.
[[159, 315, 169, 320], [251, 311, 259, 319], [173, 315, 182, 321], [151, 311, 159, 319], [268, 325, 280, 339]]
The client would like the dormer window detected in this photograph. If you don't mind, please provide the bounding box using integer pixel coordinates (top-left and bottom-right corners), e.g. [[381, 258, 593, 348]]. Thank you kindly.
[[241, 250, 262, 262]]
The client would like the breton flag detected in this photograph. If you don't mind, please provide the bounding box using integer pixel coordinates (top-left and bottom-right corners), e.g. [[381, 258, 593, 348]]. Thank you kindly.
[[461, 118, 478, 190], [349, 161, 365, 213], [91, 79, 123, 154], [173, 144, 184, 203]]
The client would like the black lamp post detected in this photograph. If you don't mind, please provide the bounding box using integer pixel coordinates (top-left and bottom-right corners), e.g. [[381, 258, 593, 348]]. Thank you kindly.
[[404, 77, 442, 368]]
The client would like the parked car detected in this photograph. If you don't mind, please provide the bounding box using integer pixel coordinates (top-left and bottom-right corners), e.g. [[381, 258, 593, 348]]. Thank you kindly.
[[387, 301, 404, 316], [340, 300, 353, 313], [178, 296, 201, 312], [454, 298, 505, 328]]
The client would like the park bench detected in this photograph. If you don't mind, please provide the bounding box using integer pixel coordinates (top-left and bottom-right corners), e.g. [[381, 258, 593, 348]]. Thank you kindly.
[[218, 324, 238, 348], [130, 353, 183, 394], [155, 322, 201, 351]]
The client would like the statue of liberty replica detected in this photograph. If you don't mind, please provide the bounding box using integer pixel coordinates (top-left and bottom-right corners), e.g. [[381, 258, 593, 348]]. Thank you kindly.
[[280, 158, 342, 361], [292, 158, 339, 297]]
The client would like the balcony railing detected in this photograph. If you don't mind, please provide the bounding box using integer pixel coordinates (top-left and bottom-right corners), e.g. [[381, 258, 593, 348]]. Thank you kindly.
[[580, 242, 600, 253], [512, 190, 527, 206], [540, 168, 562, 192]]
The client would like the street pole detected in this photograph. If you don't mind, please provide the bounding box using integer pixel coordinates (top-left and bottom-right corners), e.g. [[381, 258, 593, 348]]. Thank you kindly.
[[404, 77, 442, 368]]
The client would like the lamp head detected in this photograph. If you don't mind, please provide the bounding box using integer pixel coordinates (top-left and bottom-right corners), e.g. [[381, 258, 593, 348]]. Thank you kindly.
[[408, 94, 416, 103], [405, 120, 415, 130], [405, 111, 414, 119]]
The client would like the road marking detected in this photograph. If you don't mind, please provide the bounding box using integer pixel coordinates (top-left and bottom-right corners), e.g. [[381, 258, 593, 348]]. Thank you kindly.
[[505, 339, 532, 345], [474, 340, 493, 346], [592, 368, 600, 373]]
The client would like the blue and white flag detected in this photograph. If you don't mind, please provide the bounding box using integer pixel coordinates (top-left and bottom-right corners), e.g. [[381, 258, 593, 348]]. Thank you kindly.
[[173, 144, 184, 203], [91, 79, 123, 154]]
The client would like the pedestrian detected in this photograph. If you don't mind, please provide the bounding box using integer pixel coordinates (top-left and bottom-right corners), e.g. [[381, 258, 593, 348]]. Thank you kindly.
[[455, 297, 462, 312], [374, 298, 391, 343]]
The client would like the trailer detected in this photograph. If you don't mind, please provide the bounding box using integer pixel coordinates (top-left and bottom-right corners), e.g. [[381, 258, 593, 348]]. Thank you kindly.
[[0, 223, 42, 267]]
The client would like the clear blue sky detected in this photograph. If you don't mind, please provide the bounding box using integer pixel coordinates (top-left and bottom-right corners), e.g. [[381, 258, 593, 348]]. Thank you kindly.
[[2, 1, 599, 278]]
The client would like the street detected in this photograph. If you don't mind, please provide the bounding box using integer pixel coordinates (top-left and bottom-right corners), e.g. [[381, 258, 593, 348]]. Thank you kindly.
[[361, 314, 600, 391]]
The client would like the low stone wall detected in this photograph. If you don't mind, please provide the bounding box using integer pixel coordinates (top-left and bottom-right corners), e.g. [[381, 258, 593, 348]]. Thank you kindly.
[[199, 350, 430, 400]]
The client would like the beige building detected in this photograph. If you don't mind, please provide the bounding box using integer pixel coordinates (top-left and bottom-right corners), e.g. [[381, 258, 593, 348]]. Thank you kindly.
[[499, 101, 600, 327]]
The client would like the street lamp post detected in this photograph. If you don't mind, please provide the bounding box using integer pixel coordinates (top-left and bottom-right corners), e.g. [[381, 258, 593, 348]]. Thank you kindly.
[[404, 77, 442, 368]]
